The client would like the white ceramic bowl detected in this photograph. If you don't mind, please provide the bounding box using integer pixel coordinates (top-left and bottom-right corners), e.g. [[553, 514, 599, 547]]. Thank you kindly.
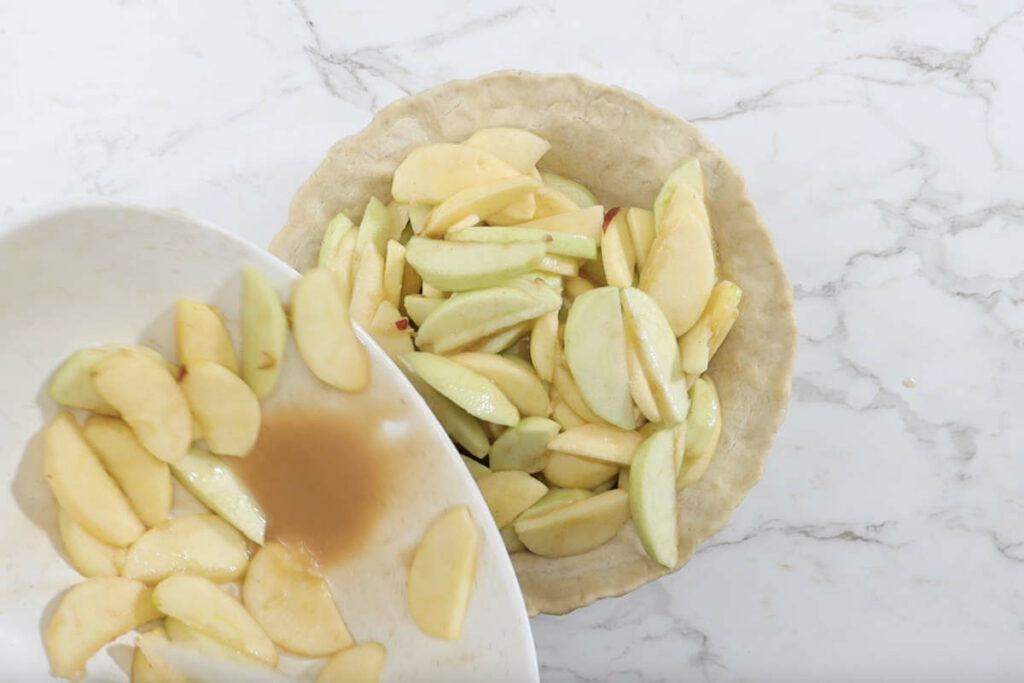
[[0, 203, 538, 682]]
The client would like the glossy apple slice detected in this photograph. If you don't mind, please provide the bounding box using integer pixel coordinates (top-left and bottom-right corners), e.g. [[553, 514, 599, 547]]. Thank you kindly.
[[547, 423, 643, 466], [653, 157, 704, 232], [465, 320, 533, 354], [531, 185, 579, 219], [678, 280, 743, 375], [121, 514, 249, 584], [542, 450, 618, 490], [382, 240, 407, 309], [349, 241, 386, 329], [57, 508, 125, 578], [318, 211, 355, 269], [169, 447, 266, 544], [391, 143, 520, 204], [620, 287, 689, 426], [626, 341, 660, 423], [180, 361, 261, 457], [240, 265, 288, 399], [447, 352, 549, 417], [538, 171, 598, 208], [401, 352, 519, 427], [529, 310, 558, 382], [356, 196, 391, 257], [448, 225, 597, 260], [476, 471, 549, 527], [176, 300, 239, 373], [488, 417, 560, 472], [48, 345, 174, 414], [316, 642, 386, 683], [625, 207, 656, 270], [408, 506, 480, 640], [677, 376, 723, 489], [405, 237, 545, 292], [513, 489, 630, 558], [629, 428, 678, 568], [601, 211, 635, 288], [423, 175, 540, 237], [517, 205, 603, 242], [409, 376, 491, 458], [465, 127, 551, 174]]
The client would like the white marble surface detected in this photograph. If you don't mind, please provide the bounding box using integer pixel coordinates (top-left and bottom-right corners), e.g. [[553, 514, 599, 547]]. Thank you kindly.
[[3, 1, 1023, 680]]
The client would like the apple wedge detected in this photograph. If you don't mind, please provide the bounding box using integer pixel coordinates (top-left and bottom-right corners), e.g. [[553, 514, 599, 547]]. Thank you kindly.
[[531, 185, 579, 219], [465, 320, 533, 354], [391, 143, 520, 204], [462, 455, 490, 480], [356, 196, 391, 257], [133, 626, 188, 683], [547, 423, 643, 467], [629, 429, 678, 568], [316, 642, 386, 683], [291, 268, 370, 392], [387, 201, 410, 240], [163, 617, 268, 669], [448, 352, 549, 417], [318, 211, 355, 269], [175, 300, 239, 374], [465, 127, 551, 174], [550, 395, 587, 430], [423, 175, 540, 237], [406, 373, 490, 458], [382, 240, 407, 309], [563, 287, 634, 429], [486, 194, 536, 225], [408, 204, 431, 235], [240, 264, 288, 399], [677, 376, 722, 489], [529, 310, 558, 382], [551, 349, 603, 425], [601, 211, 636, 288], [405, 236, 545, 292], [367, 300, 414, 359], [517, 205, 603, 242], [564, 276, 595, 301], [679, 280, 743, 375], [170, 447, 266, 544], [539, 170, 598, 208], [92, 351, 192, 463], [349, 241, 386, 329], [653, 157, 704, 232], [45, 412, 145, 546], [48, 345, 174, 414], [542, 450, 618, 490], [401, 352, 519, 427], [475, 471, 549, 527], [82, 415, 172, 527], [537, 254, 579, 277], [152, 574, 277, 667], [626, 341, 660, 423], [58, 508, 126, 578], [620, 287, 689, 426], [121, 514, 250, 584], [408, 505, 480, 640], [448, 225, 597, 260], [500, 524, 526, 553], [518, 487, 594, 523], [403, 294, 443, 327], [513, 489, 630, 558], [44, 577, 160, 678], [243, 542, 352, 657], [331, 228, 360, 296], [180, 361, 261, 457]]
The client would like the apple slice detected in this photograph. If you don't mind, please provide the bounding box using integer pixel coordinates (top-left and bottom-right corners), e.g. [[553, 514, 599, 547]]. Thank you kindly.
[[48, 345, 174, 414], [563, 287, 634, 429], [513, 489, 630, 558], [170, 447, 266, 544], [356, 196, 391, 257], [476, 471, 548, 527], [382, 240, 407, 309], [486, 194, 537, 225], [629, 429, 678, 568], [133, 626, 187, 683], [462, 455, 490, 480], [243, 542, 352, 656], [401, 352, 519, 426], [550, 395, 587, 430], [408, 505, 480, 640], [240, 265, 288, 400], [488, 417, 560, 472], [423, 175, 540, 237], [316, 642, 386, 683], [318, 211, 355, 269], [626, 207, 656, 270], [626, 341, 660, 423], [349, 241, 386, 329], [501, 524, 525, 553], [653, 157, 704, 232], [677, 376, 722, 489], [180, 361, 261, 457], [679, 280, 743, 375], [518, 487, 594, 522], [620, 287, 689, 426], [175, 300, 238, 374], [121, 514, 249, 584], [531, 185, 579, 219], [537, 254, 579, 277], [547, 423, 643, 466], [448, 225, 597, 260], [529, 310, 558, 382], [387, 200, 409, 237], [58, 508, 125, 578], [82, 415, 172, 527], [539, 171, 598, 208], [92, 351, 192, 463], [464, 320, 533, 354], [409, 376, 490, 458], [392, 143, 521, 204], [617, 467, 630, 491], [44, 577, 160, 679], [153, 574, 277, 666], [421, 281, 445, 298], [465, 127, 551, 174], [405, 237, 545, 292], [45, 412, 145, 546], [163, 617, 268, 669], [403, 294, 443, 327], [407, 204, 432, 234], [542, 450, 618, 490], [551, 349, 603, 424], [367, 300, 414, 359], [601, 211, 636, 288], [448, 352, 549, 417], [564, 276, 595, 302], [291, 268, 370, 392], [517, 205, 603, 242]]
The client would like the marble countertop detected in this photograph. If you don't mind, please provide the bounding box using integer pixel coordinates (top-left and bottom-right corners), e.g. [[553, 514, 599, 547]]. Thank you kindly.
[[3, 1, 1022, 680]]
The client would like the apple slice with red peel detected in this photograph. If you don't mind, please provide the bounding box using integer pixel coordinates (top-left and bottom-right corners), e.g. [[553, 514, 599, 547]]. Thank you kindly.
[[629, 428, 678, 568]]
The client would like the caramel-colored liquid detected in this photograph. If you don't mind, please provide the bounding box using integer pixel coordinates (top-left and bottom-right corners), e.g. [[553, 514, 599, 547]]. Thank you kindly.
[[231, 406, 387, 565]]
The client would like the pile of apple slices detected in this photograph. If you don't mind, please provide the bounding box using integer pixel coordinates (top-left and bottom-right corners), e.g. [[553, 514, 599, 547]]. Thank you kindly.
[[318, 128, 743, 569]]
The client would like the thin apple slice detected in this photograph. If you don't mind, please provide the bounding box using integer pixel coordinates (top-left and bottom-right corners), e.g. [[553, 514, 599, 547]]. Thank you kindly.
[[349, 241, 386, 329], [564, 276, 595, 301], [92, 351, 192, 463], [551, 349, 603, 424], [82, 415, 172, 527], [529, 310, 558, 382], [410, 377, 490, 458], [537, 254, 579, 277], [617, 467, 630, 491], [626, 207, 656, 270], [476, 471, 548, 527], [180, 361, 261, 457], [629, 429, 678, 568], [518, 487, 594, 523], [542, 450, 618, 490], [488, 417, 560, 472], [45, 412, 145, 546], [170, 447, 266, 544], [626, 341, 661, 423], [316, 642, 386, 683], [163, 617, 268, 669], [517, 205, 603, 242], [448, 225, 597, 260], [464, 320, 533, 354], [382, 240, 407, 309], [501, 524, 526, 553], [48, 345, 174, 414], [392, 143, 520, 204], [465, 127, 551, 174], [620, 287, 689, 426], [539, 171, 598, 208], [152, 574, 277, 666], [677, 376, 722, 489], [121, 514, 249, 584], [243, 542, 352, 656], [356, 196, 391, 257], [58, 508, 126, 578], [601, 210, 636, 288], [240, 264, 288, 399], [408, 506, 480, 640], [401, 352, 519, 427], [44, 577, 160, 679], [133, 626, 188, 683], [550, 394, 587, 430], [175, 300, 238, 374], [679, 280, 743, 375], [405, 237, 545, 292], [387, 201, 409, 239], [448, 352, 549, 417], [423, 175, 540, 237], [563, 287, 634, 429], [421, 281, 445, 298], [367, 300, 414, 359], [513, 489, 630, 558], [403, 294, 444, 327], [531, 185, 579, 219], [318, 211, 355, 269], [462, 455, 490, 480], [653, 157, 704, 232], [547, 423, 643, 466], [407, 204, 431, 235], [291, 268, 370, 392], [486, 194, 536, 224]]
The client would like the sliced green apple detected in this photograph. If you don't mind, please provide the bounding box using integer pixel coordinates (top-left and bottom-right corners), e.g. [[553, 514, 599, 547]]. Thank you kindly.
[[462, 455, 490, 480], [653, 157, 704, 232], [403, 295, 444, 327], [169, 447, 266, 544], [626, 207, 656, 270], [531, 185, 580, 218], [175, 300, 239, 374], [529, 310, 558, 382], [448, 225, 597, 260], [539, 171, 598, 208], [240, 265, 288, 399], [629, 428, 678, 568], [626, 340, 660, 423], [542, 450, 618, 489], [423, 175, 540, 237], [318, 211, 355, 269], [551, 350, 603, 425], [349, 241, 386, 329], [464, 320, 533, 354], [488, 417, 560, 472], [356, 196, 391, 258], [407, 204, 432, 235], [601, 210, 636, 288], [401, 352, 519, 426], [405, 236, 545, 292], [465, 127, 551, 174], [620, 287, 689, 426], [391, 143, 520, 204], [409, 375, 490, 458], [679, 280, 743, 375], [121, 514, 249, 584], [48, 345, 174, 415], [518, 205, 603, 242], [537, 254, 579, 277], [447, 352, 549, 417], [382, 240, 407, 309], [513, 489, 629, 558], [547, 423, 643, 466], [677, 376, 722, 489]]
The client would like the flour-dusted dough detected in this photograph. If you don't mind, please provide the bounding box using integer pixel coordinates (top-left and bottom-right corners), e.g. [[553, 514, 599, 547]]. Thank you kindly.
[[271, 71, 797, 615]]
